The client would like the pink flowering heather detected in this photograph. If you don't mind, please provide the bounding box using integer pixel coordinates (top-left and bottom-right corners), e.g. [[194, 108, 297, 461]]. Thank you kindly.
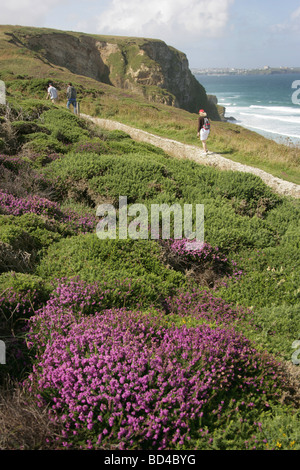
[[160, 238, 243, 287], [0, 154, 26, 172], [0, 191, 97, 233], [162, 287, 252, 328], [167, 239, 240, 272], [26, 279, 282, 450]]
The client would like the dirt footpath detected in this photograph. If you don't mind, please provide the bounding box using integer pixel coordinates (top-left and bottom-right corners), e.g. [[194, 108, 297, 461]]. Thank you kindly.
[[83, 115, 300, 199]]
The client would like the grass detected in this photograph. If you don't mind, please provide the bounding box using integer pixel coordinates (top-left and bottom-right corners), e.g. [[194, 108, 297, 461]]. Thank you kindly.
[[84, 95, 300, 185], [1, 25, 299, 184]]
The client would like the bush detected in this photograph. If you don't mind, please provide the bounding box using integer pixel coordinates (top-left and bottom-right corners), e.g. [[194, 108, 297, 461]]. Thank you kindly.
[[26, 287, 284, 450], [36, 234, 186, 306], [244, 303, 300, 360], [22, 132, 66, 155], [40, 108, 89, 144], [44, 150, 181, 204]]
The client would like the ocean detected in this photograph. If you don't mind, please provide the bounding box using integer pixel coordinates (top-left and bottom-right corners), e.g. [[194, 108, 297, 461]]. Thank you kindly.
[[195, 73, 300, 146]]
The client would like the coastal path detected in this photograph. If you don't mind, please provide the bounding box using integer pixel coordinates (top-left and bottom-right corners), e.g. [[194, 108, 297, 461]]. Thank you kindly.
[[82, 115, 300, 199]]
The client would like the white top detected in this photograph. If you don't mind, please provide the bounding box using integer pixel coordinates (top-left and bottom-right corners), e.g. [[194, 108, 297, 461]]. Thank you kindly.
[[48, 86, 58, 99]]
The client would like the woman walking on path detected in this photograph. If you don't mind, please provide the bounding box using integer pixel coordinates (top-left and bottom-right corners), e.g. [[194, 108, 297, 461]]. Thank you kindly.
[[197, 109, 210, 155]]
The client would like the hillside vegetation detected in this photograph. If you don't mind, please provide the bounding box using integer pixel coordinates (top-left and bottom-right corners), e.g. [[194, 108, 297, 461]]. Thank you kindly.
[[0, 25, 299, 451]]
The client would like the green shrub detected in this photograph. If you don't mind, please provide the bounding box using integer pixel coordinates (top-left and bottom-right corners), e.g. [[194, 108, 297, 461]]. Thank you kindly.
[[216, 265, 299, 309], [249, 303, 300, 360], [11, 120, 49, 136], [0, 213, 67, 252], [0, 271, 51, 300], [6, 79, 50, 100], [36, 234, 186, 307], [43, 150, 181, 204], [8, 99, 51, 120], [21, 132, 66, 155], [41, 108, 89, 144], [203, 202, 278, 253]]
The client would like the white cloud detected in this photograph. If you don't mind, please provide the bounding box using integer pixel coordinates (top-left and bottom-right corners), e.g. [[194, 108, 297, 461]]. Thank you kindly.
[[291, 6, 300, 21], [0, 0, 71, 27], [271, 6, 300, 33], [96, 0, 235, 46]]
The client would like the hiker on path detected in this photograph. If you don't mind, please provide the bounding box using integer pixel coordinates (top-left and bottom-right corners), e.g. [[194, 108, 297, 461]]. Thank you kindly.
[[66, 83, 77, 113], [46, 83, 58, 104], [197, 109, 210, 155]]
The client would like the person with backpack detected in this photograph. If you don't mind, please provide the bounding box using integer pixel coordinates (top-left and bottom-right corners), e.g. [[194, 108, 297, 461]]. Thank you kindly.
[[197, 109, 210, 155], [66, 83, 77, 113]]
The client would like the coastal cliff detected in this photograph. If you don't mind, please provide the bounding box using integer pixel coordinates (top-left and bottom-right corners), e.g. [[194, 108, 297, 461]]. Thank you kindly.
[[3, 27, 219, 118]]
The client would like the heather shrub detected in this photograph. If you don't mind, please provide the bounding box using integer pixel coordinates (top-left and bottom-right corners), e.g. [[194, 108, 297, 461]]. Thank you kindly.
[[0, 214, 65, 252], [26, 286, 284, 450], [11, 120, 50, 139], [202, 202, 277, 253], [213, 171, 280, 217], [40, 108, 89, 144], [73, 139, 109, 155], [0, 156, 57, 199], [0, 273, 51, 382], [21, 132, 66, 155], [16, 99, 51, 119], [245, 303, 300, 360], [0, 193, 97, 237], [43, 150, 180, 204], [159, 239, 242, 288], [0, 154, 30, 173], [36, 234, 186, 306], [161, 287, 251, 329]]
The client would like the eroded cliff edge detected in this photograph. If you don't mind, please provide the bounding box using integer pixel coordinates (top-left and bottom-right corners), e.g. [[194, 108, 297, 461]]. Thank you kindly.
[[6, 28, 220, 119]]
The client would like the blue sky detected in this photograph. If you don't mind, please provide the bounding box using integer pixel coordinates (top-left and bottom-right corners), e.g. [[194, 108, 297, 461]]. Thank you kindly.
[[1, 0, 300, 69]]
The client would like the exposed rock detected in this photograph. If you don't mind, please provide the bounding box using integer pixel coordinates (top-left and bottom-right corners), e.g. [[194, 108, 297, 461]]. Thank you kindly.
[[10, 28, 220, 118]]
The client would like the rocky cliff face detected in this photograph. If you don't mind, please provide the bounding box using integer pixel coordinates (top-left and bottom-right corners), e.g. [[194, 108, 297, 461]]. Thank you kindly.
[[11, 29, 219, 118]]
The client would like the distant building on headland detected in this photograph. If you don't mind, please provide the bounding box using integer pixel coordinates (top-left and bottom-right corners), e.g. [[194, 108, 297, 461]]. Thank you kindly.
[[191, 66, 300, 76]]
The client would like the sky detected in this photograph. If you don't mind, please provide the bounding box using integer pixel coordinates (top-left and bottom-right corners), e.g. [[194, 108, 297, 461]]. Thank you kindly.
[[1, 0, 300, 69]]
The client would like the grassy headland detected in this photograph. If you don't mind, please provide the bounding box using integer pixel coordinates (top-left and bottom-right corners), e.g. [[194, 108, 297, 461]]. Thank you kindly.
[[0, 25, 299, 184]]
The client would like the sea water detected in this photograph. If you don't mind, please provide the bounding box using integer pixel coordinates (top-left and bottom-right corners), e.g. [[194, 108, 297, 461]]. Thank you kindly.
[[195, 73, 300, 146]]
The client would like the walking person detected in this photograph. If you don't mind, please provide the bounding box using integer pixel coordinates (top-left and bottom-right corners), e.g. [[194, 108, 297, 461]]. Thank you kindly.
[[197, 109, 210, 155], [66, 82, 77, 114], [46, 83, 58, 104]]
